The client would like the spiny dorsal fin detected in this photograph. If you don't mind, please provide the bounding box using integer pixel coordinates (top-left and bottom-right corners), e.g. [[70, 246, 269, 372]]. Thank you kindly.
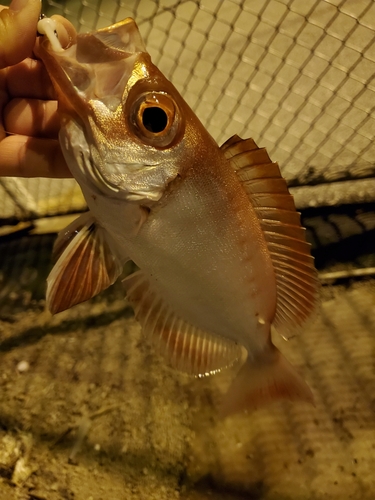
[[47, 212, 124, 314], [221, 135, 319, 337], [123, 270, 242, 376]]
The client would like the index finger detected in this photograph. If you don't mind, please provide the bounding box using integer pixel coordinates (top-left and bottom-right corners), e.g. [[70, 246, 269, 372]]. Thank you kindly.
[[6, 58, 55, 100], [0, 135, 72, 178], [0, 0, 41, 68]]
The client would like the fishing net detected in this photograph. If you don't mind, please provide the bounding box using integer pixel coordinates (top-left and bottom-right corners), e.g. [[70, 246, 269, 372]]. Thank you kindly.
[[1, 0, 375, 212]]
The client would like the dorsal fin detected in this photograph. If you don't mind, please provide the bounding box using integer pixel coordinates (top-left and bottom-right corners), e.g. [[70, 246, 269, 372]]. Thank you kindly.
[[47, 212, 124, 314], [123, 270, 242, 376], [221, 135, 319, 337]]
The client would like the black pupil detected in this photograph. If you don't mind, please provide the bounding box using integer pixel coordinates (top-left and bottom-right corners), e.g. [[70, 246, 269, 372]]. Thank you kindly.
[[142, 107, 168, 133]]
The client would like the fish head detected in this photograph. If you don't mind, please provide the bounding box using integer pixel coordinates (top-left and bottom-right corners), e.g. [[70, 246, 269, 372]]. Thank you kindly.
[[36, 18, 207, 203]]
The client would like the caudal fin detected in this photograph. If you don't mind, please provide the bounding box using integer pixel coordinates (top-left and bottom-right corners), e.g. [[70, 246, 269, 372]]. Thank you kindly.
[[220, 346, 314, 417]]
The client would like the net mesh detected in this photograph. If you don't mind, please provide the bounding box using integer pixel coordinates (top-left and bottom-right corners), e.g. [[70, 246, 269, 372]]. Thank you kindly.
[[45, 0, 375, 183], [1, 0, 375, 220]]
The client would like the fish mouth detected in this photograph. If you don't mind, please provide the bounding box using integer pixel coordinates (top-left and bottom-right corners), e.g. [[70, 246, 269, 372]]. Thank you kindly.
[[35, 17, 148, 121]]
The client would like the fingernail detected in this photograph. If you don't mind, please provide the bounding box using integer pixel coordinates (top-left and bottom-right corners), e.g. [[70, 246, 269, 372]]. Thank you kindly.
[[10, 0, 41, 12]]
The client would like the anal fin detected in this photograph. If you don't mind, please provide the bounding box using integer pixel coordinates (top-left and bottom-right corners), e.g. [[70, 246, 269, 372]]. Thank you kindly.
[[47, 212, 124, 314], [123, 270, 242, 376]]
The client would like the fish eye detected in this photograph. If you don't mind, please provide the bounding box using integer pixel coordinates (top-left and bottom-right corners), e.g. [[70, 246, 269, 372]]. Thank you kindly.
[[142, 106, 168, 133], [130, 92, 182, 148]]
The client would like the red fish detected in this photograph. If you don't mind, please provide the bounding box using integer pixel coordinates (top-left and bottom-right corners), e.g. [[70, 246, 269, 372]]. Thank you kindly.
[[36, 17, 318, 415]]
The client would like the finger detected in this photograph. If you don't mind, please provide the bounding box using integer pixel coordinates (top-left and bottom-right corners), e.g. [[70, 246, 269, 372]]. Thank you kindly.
[[4, 98, 59, 138], [0, 135, 72, 178], [0, 71, 7, 141], [0, 0, 41, 68], [6, 58, 55, 99]]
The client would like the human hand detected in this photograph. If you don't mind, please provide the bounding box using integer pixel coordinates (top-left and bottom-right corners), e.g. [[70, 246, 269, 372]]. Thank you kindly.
[[0, 0, 75, 177]]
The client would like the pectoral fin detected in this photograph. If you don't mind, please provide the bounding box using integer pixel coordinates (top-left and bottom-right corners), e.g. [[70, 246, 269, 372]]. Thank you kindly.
[[47, 212, 124, 314], [123, 270, 242, 376]]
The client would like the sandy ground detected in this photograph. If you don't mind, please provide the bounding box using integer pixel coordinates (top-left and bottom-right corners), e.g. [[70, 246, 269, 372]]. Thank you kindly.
[[0, 244, 374, 499]]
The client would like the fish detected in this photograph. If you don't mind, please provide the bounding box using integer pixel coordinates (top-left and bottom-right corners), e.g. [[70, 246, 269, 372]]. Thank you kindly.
[[36, 16, 319, 415]]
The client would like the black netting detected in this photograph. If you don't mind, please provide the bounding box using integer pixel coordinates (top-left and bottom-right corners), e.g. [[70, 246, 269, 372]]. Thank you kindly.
[[36, 0, 375, 188]]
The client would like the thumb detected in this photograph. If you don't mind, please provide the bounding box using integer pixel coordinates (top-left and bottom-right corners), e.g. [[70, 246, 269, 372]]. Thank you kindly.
[[0, 0, 41, 68]]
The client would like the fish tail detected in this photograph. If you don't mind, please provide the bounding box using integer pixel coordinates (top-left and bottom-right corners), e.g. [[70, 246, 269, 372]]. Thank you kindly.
[[220, 345, 314, 417]]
